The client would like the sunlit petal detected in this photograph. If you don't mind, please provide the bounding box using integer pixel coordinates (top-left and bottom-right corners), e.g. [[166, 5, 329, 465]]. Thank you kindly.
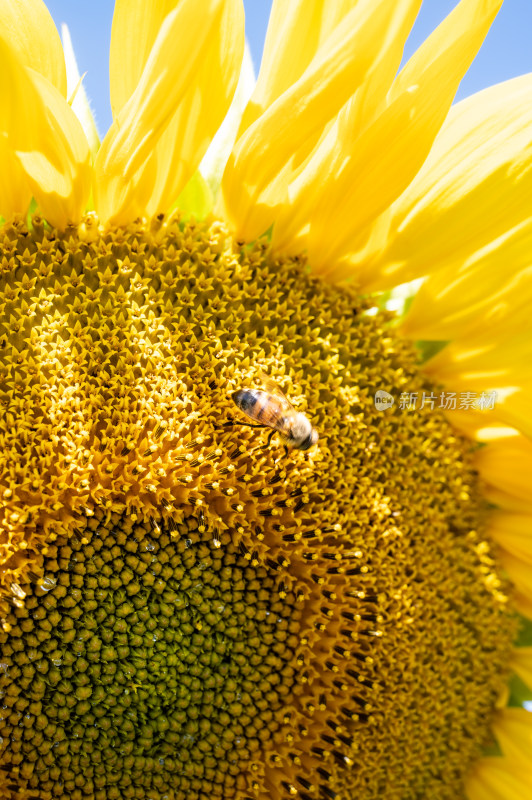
[[360, 72, 532, 290], [0, 0, 66, 95], [0, 35, 90, 229], [95, 0, 241, 225], [492, 708, 532, 763], [0, 136, 32, 220], [145, 0, 244, 216], [401, 241, 532, 342], [511, 647, 532, 691], [238, 0, 390, 134], [110, 0, 177, 118], [201, 40, 256, 197], [487, 512, 532, 564], [466, 756, 532, 800], [271, 0, 422, 254], [222, 0, 420, 241], [498, 550, 532, 612], [304, 0, 504, 274], [475, 437, 532, 508]]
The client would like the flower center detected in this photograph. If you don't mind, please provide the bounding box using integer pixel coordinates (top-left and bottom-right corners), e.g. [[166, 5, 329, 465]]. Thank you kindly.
[[0, 214, 516, 800]]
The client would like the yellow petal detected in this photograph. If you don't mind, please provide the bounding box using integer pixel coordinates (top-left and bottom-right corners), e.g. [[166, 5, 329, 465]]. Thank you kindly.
[[475, 438, 532, 508], [446, 409, 519, 443], [458, 387, 530, 442], [222, 0, 419, 241], [493, 708, 532, 763], [466, 756, 532, 800], [511, 647, 532, 691], [0, 136, 32, 220], [362, 71, 532, 291], [201, 41, 256, 196], [488, 512, 532, 565], [419, 272, 532, 436], [21, 70, 91, 228], [0, 0, 66, 95], [421, 356, 532, 446], [423, 330, 532, 389], [109, 0, 177, 118], [514, 592, 532, 620], [498, 550, 532, 609], [427, 380, 532, 441], [271, 0, 423, 254], [407, 252, 532, 352], [402, 240, 532, 342], [238, 0, 377, 134], [95, 0, 234, 225], [144, 0, 244, 216], [0, 36, 91, 229], [491, 387, 532, 441], [303, 0, 504, 275], [484, 488, 532, 517]]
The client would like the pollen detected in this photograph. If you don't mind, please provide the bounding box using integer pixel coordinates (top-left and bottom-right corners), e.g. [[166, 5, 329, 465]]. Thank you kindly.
[[0, 214, 517, 800]]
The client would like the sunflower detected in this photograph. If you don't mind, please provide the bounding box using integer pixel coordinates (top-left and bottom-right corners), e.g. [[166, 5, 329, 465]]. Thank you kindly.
[[1, 0, 531, 799]]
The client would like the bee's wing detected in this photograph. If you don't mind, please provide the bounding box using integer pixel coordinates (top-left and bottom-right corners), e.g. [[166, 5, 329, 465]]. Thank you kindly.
[[257, 372, 294, 411]]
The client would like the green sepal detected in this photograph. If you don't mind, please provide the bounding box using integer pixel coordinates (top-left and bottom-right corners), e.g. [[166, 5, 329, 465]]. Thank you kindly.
[[174, 172, 214, 221]]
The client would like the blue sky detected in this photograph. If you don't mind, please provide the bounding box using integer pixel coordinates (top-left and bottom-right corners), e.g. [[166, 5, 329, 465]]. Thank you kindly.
[[45, 0, 532, 138]]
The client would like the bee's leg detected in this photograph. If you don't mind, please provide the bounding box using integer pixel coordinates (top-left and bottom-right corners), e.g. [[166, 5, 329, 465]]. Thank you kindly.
[[222, 420, 263, 429], [265, 430, 276, 448], [270, 440, 290, 466]]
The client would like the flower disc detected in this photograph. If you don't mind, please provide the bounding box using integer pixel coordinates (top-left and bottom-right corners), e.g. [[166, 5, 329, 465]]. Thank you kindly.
[[0, 215, 516, 800]]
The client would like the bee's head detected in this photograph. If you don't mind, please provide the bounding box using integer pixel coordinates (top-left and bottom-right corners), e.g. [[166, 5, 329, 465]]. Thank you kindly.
[[298, 425, 319, 451]]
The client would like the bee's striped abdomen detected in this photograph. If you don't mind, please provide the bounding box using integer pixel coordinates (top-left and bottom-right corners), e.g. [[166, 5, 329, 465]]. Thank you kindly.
[[232, 389, 256, 415], [232, 389, 283, 428]]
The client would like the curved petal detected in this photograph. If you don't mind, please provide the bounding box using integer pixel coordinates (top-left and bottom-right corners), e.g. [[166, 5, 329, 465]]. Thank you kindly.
[[419, 261, 532, 436], [445, 410, 519, 443], [145, 0, 244, 216], [466, 756, 532, 800], [401, 238, 532, 342], [0, 35, 91, 229], [514, 593, 532, 620], [238, 0, 399, 135], [429, 383, 532, 442], [490, 387, 532, 441], [487, 512, 532, 565], [423, 329, 532, 388], [359, 72, 532, 291], [511, 647, 532, 691], [0, 136, 32, 220], [484, 489, 532, 517], [0, 0, 66, 95], [270, 0, 423, 254], [19, 70, 91, 228], [498, 550, 532, 616], [492, 708, 532, 763], [221, 0, 420, 241], [109, 0, 177, 118], [302, 0, 504, 274], [475, 438, 532, 509], [421, 348, 532, 442], [95, 0, 239, 225], [201, 40, 256, 197]]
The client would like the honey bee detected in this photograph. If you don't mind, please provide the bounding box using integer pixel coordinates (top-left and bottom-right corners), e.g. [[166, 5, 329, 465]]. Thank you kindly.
[[231, 377, 318, 453]]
